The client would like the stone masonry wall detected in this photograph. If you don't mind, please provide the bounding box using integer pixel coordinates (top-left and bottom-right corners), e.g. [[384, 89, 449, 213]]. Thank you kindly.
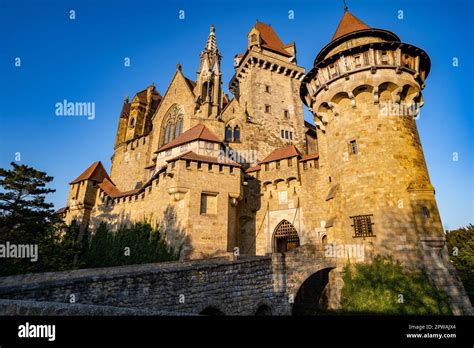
[[0, 257, 288, 316]]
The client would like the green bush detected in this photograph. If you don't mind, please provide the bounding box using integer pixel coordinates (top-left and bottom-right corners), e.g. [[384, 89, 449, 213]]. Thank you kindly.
[[340, 256, 451, 315], [446, 224, 474, 303], [81, 222, 179, 268]]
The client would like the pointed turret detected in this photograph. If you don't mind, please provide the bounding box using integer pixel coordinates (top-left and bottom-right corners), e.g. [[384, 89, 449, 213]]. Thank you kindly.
[[331, 10, 370, 41], [196, 25, 222, 118]]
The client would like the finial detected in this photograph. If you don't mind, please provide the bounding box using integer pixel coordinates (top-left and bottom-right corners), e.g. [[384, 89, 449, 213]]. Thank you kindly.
[[176, 63, 182, 71], [125, 95, 129, 103], [210, 24, 215, 33], [343, 0, 349, 12]]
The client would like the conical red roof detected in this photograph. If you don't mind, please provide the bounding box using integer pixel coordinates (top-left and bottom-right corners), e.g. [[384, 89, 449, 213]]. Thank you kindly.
[[331, 11, 370, 41]]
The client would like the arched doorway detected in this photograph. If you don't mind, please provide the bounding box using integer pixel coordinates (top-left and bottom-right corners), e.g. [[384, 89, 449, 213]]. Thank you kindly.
[[255, 304, 272, 316], [273, 220, 300, 252], [292, 268, 333, 315]]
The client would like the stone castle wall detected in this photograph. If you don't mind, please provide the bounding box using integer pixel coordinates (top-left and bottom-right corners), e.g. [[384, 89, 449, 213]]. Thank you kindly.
[[110, 135, 152, 191], [0, 257, 287, 316], [312, 69, 443, 268], [92, 159, 241, 259]]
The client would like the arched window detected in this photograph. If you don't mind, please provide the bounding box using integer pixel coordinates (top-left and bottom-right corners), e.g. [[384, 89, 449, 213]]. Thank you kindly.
[[233, 126, 240, 142], [175, 119, 183, 138], [129, 118, 135, 128], [161, 105, 184, 146], [225, 125, 232, 142], [164, 124, 172, 144], [201, 82, 214, 102]]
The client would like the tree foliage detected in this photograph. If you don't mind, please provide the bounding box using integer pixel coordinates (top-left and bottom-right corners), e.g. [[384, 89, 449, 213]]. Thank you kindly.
[[340, 256, 451, 315], [0, 162, 56, 238], [446, 224, 474, 303], [82, 222, 179, 268], [0, 162, 178, 276], [0, 162, 78, 275]]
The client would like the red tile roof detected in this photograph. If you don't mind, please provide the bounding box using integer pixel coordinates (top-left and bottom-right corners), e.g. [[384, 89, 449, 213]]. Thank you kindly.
[[331, 11, 370, 41], [259, 145, 301, 164], [157, 124, 221, 152], [98, 178, 140, 198], [69, 161, 112, 185], [245, 164, 261, 173], [300, 153, 320, 161], [167, 151, 241, 167], [255, 21, 292, 57], [55, 206, 69, 214], [135, 89, 148, 104]]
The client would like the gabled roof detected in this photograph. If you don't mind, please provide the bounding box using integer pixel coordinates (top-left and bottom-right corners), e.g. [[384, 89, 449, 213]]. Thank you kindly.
[[167, 151, 241, 167], [69, 161, 112, 185], [157, 124, 221, 152], [255, 21, 292, 57], [98, 177, 139, 198], [98, 178, 122, 197], [135, 89, 148, 103], [259, 145, 301, 164], [331, 10, 370, 41]]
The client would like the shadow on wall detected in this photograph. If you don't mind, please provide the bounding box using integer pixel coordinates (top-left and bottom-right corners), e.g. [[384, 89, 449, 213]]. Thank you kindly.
[[199, 306, 225, 316], [92, 202, 121, 231], [238, 175, 262, 256], [159, 205, 192, 260]]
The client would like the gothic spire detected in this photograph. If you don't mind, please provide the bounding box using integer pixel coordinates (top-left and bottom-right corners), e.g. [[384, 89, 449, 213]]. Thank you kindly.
[[205, 25, 217, 53]]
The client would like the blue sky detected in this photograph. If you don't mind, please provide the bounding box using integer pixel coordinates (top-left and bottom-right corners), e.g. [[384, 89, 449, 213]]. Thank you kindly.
[[0, 0, 472, 230]]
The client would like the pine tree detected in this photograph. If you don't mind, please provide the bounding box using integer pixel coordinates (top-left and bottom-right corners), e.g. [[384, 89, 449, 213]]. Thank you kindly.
[[0, 162, 56, 240]]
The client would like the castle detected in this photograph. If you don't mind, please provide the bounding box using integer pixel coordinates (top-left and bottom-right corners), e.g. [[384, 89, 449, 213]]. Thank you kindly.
[[59, 9, 449, 269]]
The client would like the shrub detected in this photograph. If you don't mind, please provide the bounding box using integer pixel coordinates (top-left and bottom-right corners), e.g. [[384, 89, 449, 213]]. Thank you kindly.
[[340, 256, 451, 315], [446, 224, 474, 303]]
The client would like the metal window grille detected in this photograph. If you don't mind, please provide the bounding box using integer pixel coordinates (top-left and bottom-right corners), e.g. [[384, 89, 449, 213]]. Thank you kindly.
[[350, 214, 374, 237]]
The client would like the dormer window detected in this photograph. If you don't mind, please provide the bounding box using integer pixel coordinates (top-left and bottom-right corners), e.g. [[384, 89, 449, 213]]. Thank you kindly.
[[251, 33, 258, 43]]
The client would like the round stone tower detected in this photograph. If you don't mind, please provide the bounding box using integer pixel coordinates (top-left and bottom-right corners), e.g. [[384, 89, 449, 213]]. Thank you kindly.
[[300, 9, 444, 268]]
